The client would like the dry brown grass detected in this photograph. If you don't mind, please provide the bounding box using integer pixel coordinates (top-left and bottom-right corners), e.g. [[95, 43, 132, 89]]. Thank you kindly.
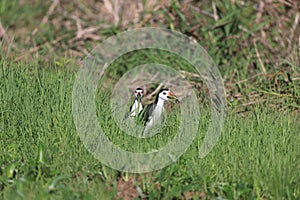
[[0, 0, 298, 64]]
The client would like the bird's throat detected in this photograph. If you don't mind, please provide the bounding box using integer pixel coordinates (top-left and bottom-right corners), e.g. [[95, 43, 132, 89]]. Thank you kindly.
[[156, 98, 165, 107]]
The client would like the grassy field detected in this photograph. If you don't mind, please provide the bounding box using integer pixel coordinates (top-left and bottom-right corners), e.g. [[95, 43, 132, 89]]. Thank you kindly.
[[0, 55, 299, 199], [1, 0, 300, 199]]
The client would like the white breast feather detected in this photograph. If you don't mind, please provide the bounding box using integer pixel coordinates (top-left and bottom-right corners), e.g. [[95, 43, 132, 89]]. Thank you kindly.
[[130, 100, 143, 117]]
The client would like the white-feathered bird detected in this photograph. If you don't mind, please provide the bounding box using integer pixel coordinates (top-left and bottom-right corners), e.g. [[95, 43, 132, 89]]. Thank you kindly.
[[141, 89, 177, 134], [129, 88, 144, 117]]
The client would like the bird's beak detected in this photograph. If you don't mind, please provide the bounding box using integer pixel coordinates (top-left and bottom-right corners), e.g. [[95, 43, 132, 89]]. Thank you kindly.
[[167, 91, 177, 100], [137, 92, 142, 98]]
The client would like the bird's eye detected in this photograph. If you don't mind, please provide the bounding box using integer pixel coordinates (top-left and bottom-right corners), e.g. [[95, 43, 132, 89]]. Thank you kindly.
[[135, 91, 137, 93], [163, 92, 166, 95]]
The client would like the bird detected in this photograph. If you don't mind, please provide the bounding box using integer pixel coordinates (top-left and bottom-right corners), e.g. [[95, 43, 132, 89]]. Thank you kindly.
[[141, 89, 177, 135], [129, 88, 144, 117]]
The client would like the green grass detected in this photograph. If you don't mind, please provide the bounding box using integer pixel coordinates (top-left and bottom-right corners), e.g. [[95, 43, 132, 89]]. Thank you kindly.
[[0, 0, 299, 199], [0, 57, 299, 199]]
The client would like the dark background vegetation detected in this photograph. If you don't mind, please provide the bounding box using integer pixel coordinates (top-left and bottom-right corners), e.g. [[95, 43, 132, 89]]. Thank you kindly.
[[1, 0, 299, 112]]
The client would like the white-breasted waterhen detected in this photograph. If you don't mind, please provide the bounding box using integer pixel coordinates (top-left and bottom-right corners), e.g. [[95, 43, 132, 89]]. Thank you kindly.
[[141, 89, 177, 134], [129, 88, 144, 117]]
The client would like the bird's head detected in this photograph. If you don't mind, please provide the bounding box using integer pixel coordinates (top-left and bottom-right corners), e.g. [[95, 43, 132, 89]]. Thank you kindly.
[[134, 88, 144, 99], [158, 89, 177, 101]]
